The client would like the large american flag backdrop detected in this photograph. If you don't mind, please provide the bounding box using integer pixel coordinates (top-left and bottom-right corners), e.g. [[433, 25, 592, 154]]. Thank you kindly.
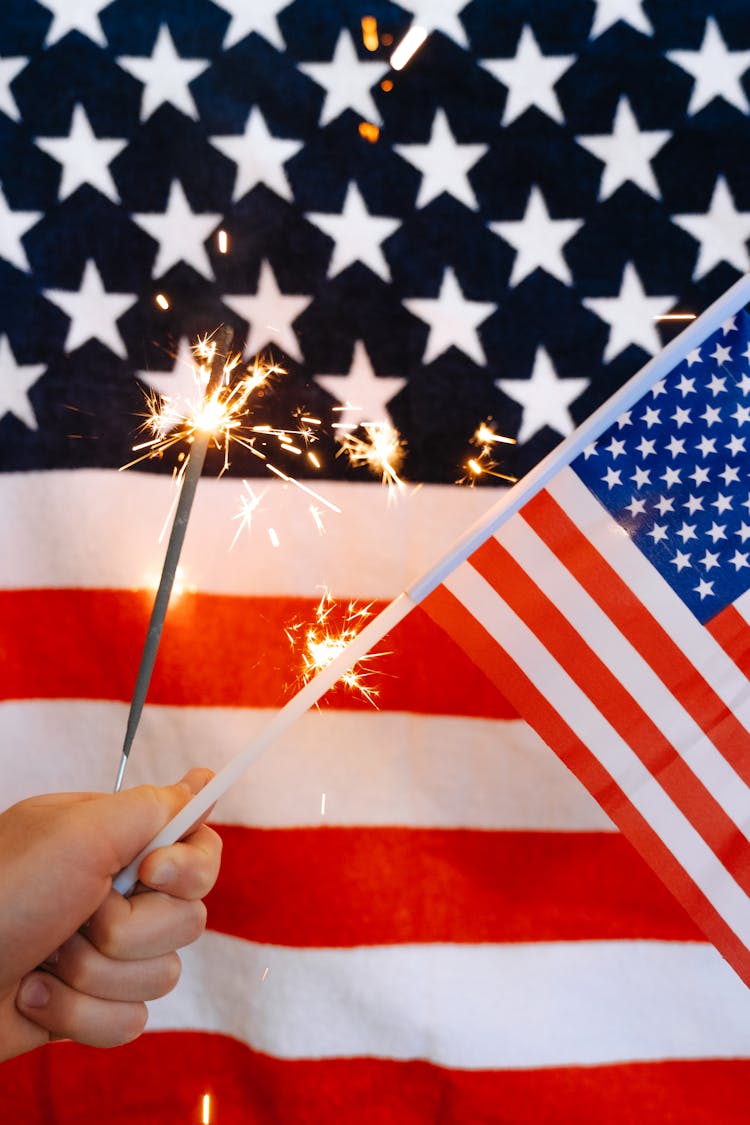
[[2, 1, 750, 1121]]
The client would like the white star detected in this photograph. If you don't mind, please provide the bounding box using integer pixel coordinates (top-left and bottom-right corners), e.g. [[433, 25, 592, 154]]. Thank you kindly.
[[0, 56, 28, 121], [642, 405, 661, 428], [721, 316, 738, 334], [132, 180, 221, 280], [496, 346, 588, 443], [647, 522, 668, 544], [222, 259, 312, 363], [626, 496, 646, 517], [700, 550, 720, 572], [136, 336, 203, 408], [684, 494, 704, 515], [671, 550, 692, 571], [667, 17, 750, 116], [727, 433, 746, 454], [0, 335, 45, 430], [708, 373, 727, 395], [654, 495, 675, 515], [696, 434, 717, 456], [395, 0, 472, 49], [738, 522, 750, 542], [43, 259, 136, 358], [589, 0, 653, 38], [671, 406, 691, 427], [212, 0, 290, 51], [577, 97, 670, 200], [480, 25, 575, 126], [39, 0, 110, 47], [701, 404, 722, 426], [636, 436, 656, 456], [584, 262, 676, 363], [306, 181, 399, 282], [299, 30, 389, 127], [713, 493, 732, 514], [690, 465, 711, 487], [117, 24, 210, 122], [711, 341, 732, 366], [672, 177, 750, 279], [661, 466, 681, 488], [605, 436, 626, 458], [665, 435, 686, 457], [0, 183, 41, 272], [694, 578, 715, 599], [314, 339, 406, 428], [617, 410, 633, 427], [707, 521, 727, 543], [730, 549, 750, 570], [631, 465, 651, 488], [35, 103, 126, 203], [720, 463, 740, 486], [675, 374, 696, 395], [490, 185, 582, 286], [394, 109, 487, 210], [685, 347, 702, 366], [210, 107, 302, 203], [735, 404, 750, 426], [602, 466, 622, 488], [677, 522, 697, 543], [651, 379, 667, 397], [404, 267, 496, 367]]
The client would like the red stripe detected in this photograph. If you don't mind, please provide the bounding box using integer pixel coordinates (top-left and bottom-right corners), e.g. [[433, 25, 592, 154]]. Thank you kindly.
[[423, 583, 750, 987], [470, 535, 750, 889], [524, 489, 750, 784], [0, 589, 516, 718], [205, 824, 702, 946], [707, 603, 750, 679], [6, 1032, 750, 1124]]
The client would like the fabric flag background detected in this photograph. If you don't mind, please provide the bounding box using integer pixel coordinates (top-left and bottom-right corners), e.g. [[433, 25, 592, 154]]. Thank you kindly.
[[2, 1, 750, 1121]]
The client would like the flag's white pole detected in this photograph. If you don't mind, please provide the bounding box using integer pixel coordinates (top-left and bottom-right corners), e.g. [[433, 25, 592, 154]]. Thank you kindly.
[[113, 273, 750, 895]]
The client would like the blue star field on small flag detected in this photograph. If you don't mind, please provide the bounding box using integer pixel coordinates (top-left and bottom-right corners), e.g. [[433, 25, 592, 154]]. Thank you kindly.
[[574, 313, 750, 622]]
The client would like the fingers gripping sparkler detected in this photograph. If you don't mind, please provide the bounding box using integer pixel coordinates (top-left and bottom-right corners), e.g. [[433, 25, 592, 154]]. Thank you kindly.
[[114, 326, 234, 792]]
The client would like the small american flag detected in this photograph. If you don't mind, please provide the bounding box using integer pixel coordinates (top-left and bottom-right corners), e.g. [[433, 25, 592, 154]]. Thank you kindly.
[[423, 290, 750, 987]]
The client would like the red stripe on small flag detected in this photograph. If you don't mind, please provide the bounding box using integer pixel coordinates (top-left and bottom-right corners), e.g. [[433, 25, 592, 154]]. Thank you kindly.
[[525, 490, 750, 785], [707, 603, 750, 680]]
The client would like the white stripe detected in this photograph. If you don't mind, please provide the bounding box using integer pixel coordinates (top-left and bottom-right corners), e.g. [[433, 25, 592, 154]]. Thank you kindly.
[[0, 470, 498, 597], [149, 930, 750, 1067], [443, 563, 750, 947], [548, 469, 750, 731], [497, 516, 750, 835], [0, 700, 613, 831]]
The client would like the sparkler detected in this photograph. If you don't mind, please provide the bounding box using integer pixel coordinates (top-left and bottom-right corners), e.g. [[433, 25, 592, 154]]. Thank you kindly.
[[285, 591, 383, 706], [114, 326, 234, 792], [336, 419, 407, 492], [459, 421, 518, 485]]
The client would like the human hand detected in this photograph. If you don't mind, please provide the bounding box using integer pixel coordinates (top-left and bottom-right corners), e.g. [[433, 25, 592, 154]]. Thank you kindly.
[[0, 768, 222, 1062]]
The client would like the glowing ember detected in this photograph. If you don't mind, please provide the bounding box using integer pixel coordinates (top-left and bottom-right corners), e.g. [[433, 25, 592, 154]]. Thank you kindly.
[[286, 592, 384, 705], [337, 419, 406, 492], [459, 420, 518, 485]]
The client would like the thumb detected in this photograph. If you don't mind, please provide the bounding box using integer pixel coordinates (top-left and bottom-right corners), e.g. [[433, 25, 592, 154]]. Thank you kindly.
[[79, 768, 215, 878]]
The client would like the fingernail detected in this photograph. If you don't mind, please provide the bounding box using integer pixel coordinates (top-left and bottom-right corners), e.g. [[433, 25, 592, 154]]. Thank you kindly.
[[149, 860, 177, 889], [19, 976, 50, 1009]]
